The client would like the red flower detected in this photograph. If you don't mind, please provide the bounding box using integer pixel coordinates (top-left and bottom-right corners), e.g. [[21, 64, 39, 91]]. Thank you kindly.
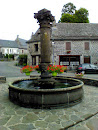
[[34, 65, 41, 73], [47, 65, 67, 74], [20, 65, 33, 73]]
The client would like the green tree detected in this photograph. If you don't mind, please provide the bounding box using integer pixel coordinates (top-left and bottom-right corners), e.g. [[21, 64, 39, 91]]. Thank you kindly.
[[59, 3, 89, 23], [59, 13, 75, 23], [62, 2, 76, 15], [75, 8, 89, 23]]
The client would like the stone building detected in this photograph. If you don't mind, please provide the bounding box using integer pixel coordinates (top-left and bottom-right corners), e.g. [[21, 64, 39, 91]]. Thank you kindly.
[[0, 39, 19, 56], [27, 23, 98, 69], [0, 35, 28, 57], [15, 35, 28, 54]]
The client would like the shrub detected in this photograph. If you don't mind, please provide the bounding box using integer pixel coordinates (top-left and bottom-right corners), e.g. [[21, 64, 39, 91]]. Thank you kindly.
[[9, 54, 14, 60], [18, 55, 27, 66], [4, 54, 8, 58]]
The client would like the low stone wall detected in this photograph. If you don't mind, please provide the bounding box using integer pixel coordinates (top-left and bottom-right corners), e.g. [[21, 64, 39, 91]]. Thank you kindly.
[[9, 77, 84, 109], [79, 78, 98, 87], [30, 75, 98, 87], [0, 76, 6, 83], [66, 77, 98, 87]]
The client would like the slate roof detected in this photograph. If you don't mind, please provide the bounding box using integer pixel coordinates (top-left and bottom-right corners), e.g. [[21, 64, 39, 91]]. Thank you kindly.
[[16, 38, 27, 49], [0, 37, 27, 49], [0, 40, 18, 48], [52, 23, 98, 40], [27, 23, 98, 43], [27, 29, 40, 43]]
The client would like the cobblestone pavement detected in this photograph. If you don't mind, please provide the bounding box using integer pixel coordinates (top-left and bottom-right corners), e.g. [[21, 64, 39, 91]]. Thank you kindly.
[[0, 77, 98, 130]]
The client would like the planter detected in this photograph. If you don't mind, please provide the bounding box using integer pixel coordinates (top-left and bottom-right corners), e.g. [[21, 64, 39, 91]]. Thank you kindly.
[[52, 72, 57, 76], [25, 72, 30, 76], [67, 51, 71, 54]]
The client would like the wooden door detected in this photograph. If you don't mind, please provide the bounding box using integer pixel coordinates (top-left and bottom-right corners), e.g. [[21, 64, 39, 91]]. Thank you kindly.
[[84, 57, 90, 63]]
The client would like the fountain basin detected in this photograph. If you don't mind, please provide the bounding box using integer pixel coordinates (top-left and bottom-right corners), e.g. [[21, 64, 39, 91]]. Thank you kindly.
[[8, 77, 84, 109]]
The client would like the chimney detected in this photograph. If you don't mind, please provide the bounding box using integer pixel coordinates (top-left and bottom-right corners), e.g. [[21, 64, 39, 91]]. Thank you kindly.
[[17, 35, 19, 39]]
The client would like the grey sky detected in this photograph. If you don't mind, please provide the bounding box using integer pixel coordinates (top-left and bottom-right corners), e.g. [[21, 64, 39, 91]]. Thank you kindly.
[[0, 0, 97, 40]]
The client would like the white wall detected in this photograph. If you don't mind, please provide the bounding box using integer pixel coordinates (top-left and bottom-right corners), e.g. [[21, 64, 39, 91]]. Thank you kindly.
[[1, 47, 19, 55]]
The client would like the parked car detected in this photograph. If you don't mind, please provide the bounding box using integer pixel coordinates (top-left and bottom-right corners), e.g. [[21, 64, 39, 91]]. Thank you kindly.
[[76, 63, 98, 74]]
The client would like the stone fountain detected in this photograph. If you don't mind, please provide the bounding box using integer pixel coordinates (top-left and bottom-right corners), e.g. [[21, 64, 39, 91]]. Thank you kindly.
[[8, 9, 84, 109]]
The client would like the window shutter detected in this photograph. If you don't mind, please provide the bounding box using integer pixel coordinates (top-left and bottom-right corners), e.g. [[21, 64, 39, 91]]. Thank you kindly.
[[66, 42, 71, 50], [85, 42, 89, 50]]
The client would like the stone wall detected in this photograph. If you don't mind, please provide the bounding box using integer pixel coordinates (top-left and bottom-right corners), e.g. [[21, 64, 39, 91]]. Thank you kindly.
[[27, 42, 41, 65], [90, 40, 98, 64], [53, 40, 98, 66], [27, 40, 98, 66]]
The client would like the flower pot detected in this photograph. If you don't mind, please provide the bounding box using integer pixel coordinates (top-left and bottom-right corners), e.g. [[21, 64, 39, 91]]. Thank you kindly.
[[52, 72, 57, 76], [25, 72, 30, 76]]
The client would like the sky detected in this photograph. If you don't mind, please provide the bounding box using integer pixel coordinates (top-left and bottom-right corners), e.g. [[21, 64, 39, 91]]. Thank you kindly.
[[0, 0, 98, 41]]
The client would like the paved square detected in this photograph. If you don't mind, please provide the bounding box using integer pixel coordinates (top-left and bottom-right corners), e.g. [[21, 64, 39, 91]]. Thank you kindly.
[[0, 77, 98, 130]]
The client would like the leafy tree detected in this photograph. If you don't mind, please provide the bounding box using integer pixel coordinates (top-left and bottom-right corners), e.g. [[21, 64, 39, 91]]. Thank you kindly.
[[59, 13, 75, 23], [62, 2, 76, 15], [75, 8, 89, 23], [59, 2, 89, 23]]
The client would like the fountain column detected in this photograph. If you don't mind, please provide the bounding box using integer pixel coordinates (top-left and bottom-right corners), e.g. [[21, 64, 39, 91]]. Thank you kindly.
[[34, 9, 55, 80]]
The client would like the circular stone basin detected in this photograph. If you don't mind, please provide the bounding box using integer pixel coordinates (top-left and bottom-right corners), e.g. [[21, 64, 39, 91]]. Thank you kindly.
[[8, 77, 84, 109]]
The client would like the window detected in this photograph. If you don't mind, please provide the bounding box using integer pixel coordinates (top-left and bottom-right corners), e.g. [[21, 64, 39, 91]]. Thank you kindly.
[[84, 56, 90, 63], [60, 55, 80, 66], [35, 44, 38, 51], [7, 49, 9, 53], [85, 42, 89, 50], [66, 42, 71, 50], [10, 49, 11, 53]]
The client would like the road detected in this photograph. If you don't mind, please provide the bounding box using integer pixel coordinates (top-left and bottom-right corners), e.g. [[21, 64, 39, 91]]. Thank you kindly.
[[0, 61, 98, 80], [0, 61, 27, 77]]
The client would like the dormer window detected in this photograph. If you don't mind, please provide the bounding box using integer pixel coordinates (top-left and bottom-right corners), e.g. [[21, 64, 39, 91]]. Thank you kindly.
[[35, 44, 38, 51]]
